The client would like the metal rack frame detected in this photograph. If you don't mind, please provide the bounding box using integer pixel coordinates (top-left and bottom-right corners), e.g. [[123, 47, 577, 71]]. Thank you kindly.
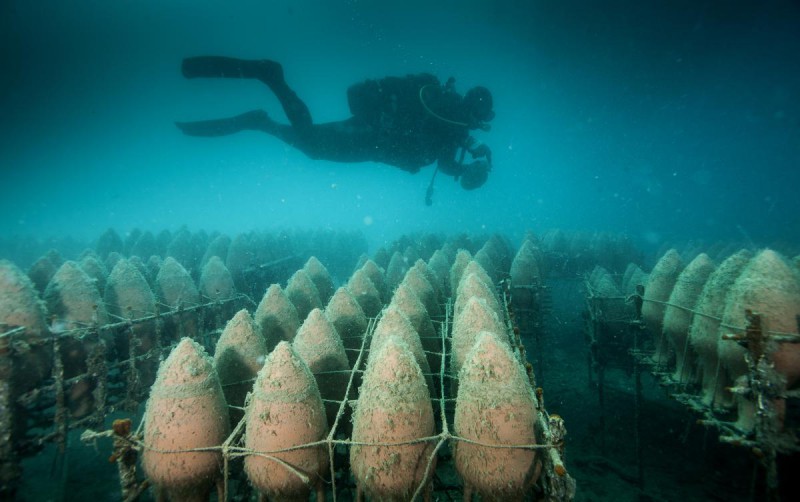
[[77, 290, 575, 500], [584, 282, 800, 501]]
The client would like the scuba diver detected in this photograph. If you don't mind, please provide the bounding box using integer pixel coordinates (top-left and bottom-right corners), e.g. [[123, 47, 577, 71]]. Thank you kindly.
[[176, 57, 494, 204]]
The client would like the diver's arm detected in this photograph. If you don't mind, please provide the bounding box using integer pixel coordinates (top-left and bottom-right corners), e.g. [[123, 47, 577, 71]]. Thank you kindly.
[[435, 144, 466, 178], [435, 137, 489, 176]]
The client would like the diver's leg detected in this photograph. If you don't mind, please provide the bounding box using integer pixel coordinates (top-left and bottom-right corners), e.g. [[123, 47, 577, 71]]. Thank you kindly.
[[287, 119, 377, 162], [181, 56, 312, 131], [176, 109, 275, 137], [175, 106, 314, 154], [268, 75, 313, 132], [178, 110, 376, 164], [176, 108, 313, 155]]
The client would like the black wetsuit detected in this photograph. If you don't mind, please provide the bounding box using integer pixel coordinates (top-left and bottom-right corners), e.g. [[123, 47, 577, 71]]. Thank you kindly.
[[177, 57, 483, 184]]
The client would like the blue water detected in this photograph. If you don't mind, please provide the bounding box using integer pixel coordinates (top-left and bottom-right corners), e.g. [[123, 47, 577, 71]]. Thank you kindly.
[[2, 0, 797, 252], [3, 3, 799, 500]]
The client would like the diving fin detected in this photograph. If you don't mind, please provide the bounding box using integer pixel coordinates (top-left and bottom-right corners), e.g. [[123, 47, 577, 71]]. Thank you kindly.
[[181, 56, 284, 84], [176, 110, 273, 137]]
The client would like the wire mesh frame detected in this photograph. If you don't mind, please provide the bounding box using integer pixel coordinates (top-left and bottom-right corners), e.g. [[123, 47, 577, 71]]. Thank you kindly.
[[508, 277, 552, 390], [0, 293, 249, 495], [585, 289, 800, 500], [584, 288, 800, 372], [583, 283, 641, 386], [585, 289, 800, 403], [501, 285, 576, 501], [82, 292, 575, 501]]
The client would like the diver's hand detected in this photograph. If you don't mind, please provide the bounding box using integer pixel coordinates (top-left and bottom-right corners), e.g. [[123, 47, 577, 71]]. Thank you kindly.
[[460, 159, 490, 190], [470, 143, 492, 166]]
